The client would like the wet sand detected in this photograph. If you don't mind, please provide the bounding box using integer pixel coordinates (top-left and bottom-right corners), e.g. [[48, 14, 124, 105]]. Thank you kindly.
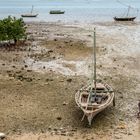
[[0, 21, 140, 140]]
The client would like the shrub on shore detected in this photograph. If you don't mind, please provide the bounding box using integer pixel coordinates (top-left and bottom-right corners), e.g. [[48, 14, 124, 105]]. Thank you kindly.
[[0, 16, 27, 45]]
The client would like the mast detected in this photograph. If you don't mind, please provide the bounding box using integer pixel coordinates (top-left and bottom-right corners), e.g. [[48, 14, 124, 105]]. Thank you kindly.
[[31, 5, 34, 14], [93, 28, 97, 97], [81, 28, 97, 121], [89, 28, 97, 100], [116, 0, 139, 18], [126, 5, 131, 17]]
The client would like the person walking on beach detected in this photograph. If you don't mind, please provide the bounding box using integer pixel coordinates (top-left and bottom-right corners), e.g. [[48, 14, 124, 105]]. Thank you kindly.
[[137, 100, 140, 118]]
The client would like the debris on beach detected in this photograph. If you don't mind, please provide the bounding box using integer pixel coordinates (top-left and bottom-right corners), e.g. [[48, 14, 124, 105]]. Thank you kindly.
[[0, 133, 6, 139]]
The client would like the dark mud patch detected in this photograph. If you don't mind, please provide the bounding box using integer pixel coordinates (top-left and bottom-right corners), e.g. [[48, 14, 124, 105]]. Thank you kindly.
[[41, 38, 93, 61]]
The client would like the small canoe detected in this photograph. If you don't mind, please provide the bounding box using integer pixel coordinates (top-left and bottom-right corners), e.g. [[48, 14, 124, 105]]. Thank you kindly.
[[75, 81, 114, 125], [21, 14, 38, 17], [50, 10, 65, 14], [114, 16, 136, 21]]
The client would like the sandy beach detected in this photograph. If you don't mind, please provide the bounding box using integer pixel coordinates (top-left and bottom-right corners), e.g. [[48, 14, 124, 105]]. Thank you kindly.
[[0, 21, 140, 140]]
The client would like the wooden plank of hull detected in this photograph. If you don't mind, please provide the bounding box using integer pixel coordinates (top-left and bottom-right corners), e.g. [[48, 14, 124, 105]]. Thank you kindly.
[[87, 110, 102, 126], [85, 92, 114, 125], [114, 17, 136, 21]]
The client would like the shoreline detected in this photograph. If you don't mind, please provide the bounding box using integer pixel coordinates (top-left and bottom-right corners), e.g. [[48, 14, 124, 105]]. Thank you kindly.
[[24, 20, 140, 26]]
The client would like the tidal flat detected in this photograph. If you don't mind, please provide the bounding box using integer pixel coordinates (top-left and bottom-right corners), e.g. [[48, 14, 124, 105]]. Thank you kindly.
[[0, 21, 140, 140]]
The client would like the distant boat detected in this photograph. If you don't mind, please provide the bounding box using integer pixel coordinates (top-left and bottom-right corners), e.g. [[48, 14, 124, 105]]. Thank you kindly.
[[114, 16, 136, 21], [21, 5, 38, 18], [49, 10, 65, 14], [21, 14, 38, 18], [114, 1, 138, 21], [75, 28, 115, 126]]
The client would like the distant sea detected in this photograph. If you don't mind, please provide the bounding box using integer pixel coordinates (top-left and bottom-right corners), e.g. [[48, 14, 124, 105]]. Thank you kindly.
[[0, 0, 140, 23]]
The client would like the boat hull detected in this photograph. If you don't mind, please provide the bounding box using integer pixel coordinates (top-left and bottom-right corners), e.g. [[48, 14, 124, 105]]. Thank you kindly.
[[21, 14, 38, 17], [85, 92, 114, 125], [75, 82, 114, 125], [114, 17, 136, 21], [50, 11, 65, 14]]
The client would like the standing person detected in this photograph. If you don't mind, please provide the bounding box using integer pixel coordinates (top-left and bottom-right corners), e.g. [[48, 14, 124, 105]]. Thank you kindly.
[[137, 100, 140, 118]]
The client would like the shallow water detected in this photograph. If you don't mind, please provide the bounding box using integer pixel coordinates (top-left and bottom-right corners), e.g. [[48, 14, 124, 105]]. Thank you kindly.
[[0, 0, 140, 23]]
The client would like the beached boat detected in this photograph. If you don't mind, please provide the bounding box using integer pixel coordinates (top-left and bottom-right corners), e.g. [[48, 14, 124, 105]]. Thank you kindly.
[[75, 81, 115, 125], [21, 14, 38, 17], [49, 10, 65, 14], [21, 5, 38, 18], [114, 1, 138, 21], [75, 28, 115, 126], [114, 16, 136, 21]]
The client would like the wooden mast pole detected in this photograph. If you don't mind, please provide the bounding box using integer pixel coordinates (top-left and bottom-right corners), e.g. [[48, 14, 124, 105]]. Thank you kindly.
[[93, 28, 97, 98], [126, 5, 130, 17], [31, 5, 34, 14], [81, 28, 97, 122]]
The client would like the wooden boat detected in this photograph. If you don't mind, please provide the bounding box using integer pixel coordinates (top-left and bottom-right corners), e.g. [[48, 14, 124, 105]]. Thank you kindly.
[[114, 1, 138, 21], [21, 5, 38, 18], [75, 28, 115, 126], [50, 10, 65, 14], [75, 81, 114, 125], [114, 16, 136, 21], [21, 14, 38, 17]]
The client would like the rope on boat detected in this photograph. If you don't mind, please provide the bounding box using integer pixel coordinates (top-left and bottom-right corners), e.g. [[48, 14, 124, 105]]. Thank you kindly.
[[116, 0, 139, 17], [116, 0, 134, 9]]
